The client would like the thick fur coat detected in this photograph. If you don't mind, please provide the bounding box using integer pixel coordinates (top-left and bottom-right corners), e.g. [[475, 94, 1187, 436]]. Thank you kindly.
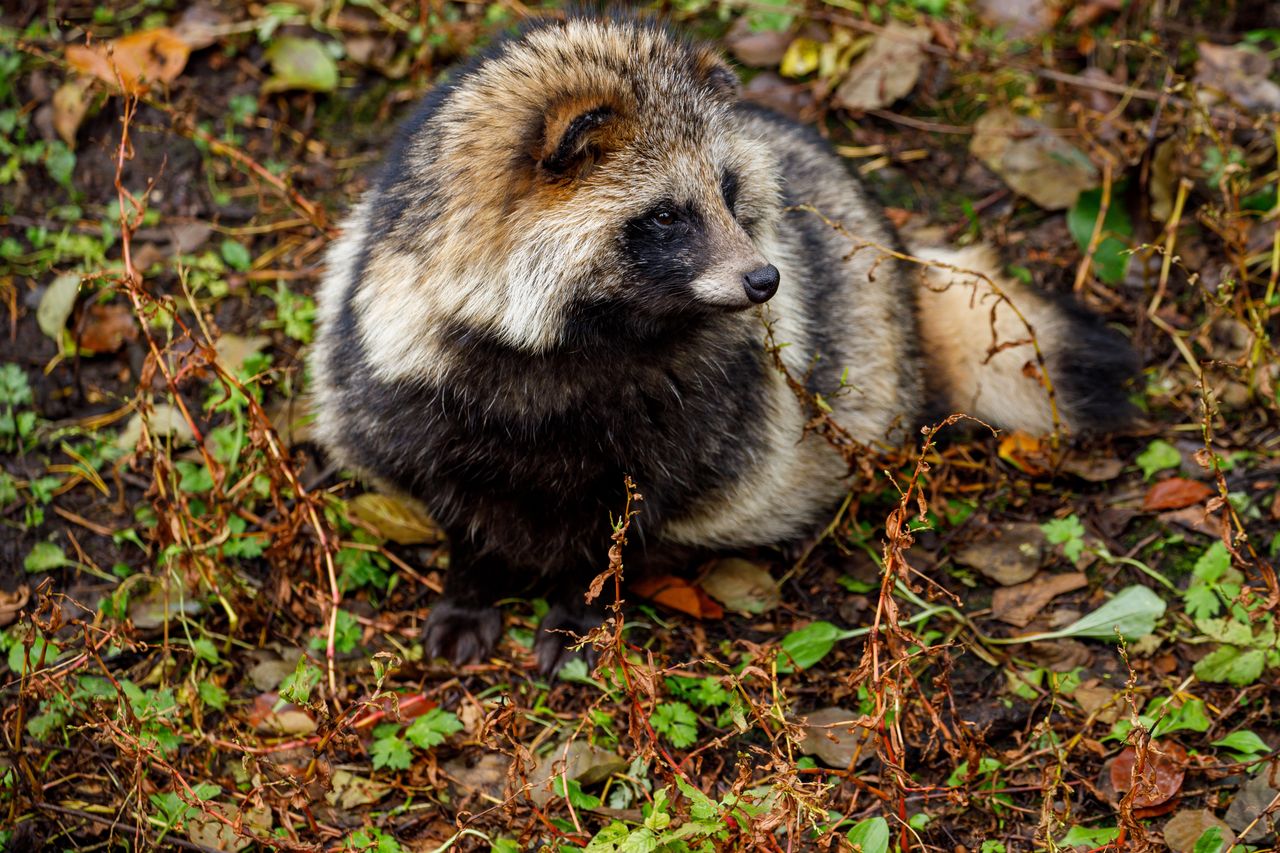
[[311, 18, 1137, 671]]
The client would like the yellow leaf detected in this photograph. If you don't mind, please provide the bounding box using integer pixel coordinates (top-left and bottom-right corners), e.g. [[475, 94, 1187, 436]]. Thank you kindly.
[[779, 37, 822, 79], [348, 493, 443, 545], [66, 28, 191, 94]]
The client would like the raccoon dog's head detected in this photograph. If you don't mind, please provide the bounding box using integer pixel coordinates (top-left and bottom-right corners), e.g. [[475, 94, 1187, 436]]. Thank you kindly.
[[352, 18, 782, 375]]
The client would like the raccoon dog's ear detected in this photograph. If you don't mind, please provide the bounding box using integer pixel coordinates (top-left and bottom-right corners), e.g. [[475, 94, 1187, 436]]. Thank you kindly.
[[696, 51, 741, 98], [535, 103, 621, 179]]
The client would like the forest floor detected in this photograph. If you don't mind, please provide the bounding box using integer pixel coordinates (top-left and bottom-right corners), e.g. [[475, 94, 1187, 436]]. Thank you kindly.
[[2, 1, 1279, 851]]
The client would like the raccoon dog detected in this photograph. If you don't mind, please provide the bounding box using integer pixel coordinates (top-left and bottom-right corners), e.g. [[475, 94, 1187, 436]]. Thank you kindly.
[[311, 18, 1137, 672]]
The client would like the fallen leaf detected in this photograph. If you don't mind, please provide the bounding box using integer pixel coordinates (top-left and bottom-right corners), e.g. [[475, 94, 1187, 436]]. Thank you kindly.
[[971, 108, 1099, 209], [1074, 684, 1122, 724], [977, 0, 1058, 38], [698, 558, 781, 615], [953, 522, 1046, 586], [1109, 742, 1186, 809], [66, 29, 192, 94], [797, 707, 874, 769], [631, 574, 724, 620], [128, 582, 202, 630], [186, 798, 272, 852], [1143, 478, 1215, 511], [348, 492, 443, 545], [1163, 809, 1235, 853], [263, 37, 339, 94], [248, 657, 299, 692], [993, 571, 1088, 626], [833, 23, 931, 111], [79, 303, 138, 354], [248, 693, 317, 735], [998, 430, 1053, 476], [1224, 765, 1280, 843], [1060, 453, 1125, 482], [115, 404, 196, 450], [37, 272, 81, 341], [725, 17, 792, 68], [528, 739, 629, 807], [444, 753, 509, 801], [744, 72, 814, 121], [52, 79, 90, 146], [1196, 42, 1280, 113], [214, 334, 271, 373], [0, 585, 30, 628], [1158, 506, 1221, 538], [1026, 638, 1094, 673], [325, 769, 391, 809]]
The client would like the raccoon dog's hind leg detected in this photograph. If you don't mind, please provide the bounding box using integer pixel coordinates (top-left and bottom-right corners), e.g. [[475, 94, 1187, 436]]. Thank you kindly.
[[912, 243, 1139, 435]]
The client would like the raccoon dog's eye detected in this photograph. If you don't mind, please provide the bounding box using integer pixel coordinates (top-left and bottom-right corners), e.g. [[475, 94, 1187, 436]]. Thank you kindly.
[[651, 209, 677, 227]]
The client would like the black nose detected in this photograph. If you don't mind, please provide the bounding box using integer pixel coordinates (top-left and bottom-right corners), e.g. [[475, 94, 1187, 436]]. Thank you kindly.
[[743, 264, 780, 304]]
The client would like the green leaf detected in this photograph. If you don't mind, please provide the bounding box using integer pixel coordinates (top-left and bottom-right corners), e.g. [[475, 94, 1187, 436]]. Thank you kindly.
[[8, 637, 60, 676], [1136, 440, 1181, 480], [777, 621, 845, 672], [1041, 515, 1087, 562], [1067, 185, 1133, 284], [845, 817, 889, 853], [1193, 826, 1228, 853], [651, 701, 698, 748], [994, 585, 1166, 645], [1193, 542, 1232, 584], [370, 733, 412, 770], [1210, 729, 1271, 758], [1150, 697, 1211, 737], [553, 775, 602, 810], [219, 239, 252, 272], [1059, 825, 1120, 846], [1183, 583, 1221, 620], [1195, 616, 1255, 647], [198, 681, 229, 711], [405, 708, 463, 750], [24, 541, 70, 572], [1194, 646, 1265, 685], [263, 36, 339, 93], [45, 140, 76, 191], [190, 636, 219, 664], [279, 655, 322, 704]]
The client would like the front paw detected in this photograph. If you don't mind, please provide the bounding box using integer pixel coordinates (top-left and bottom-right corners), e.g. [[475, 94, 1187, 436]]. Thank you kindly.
[[423, 599, 502, 666], [535, 601, 605, 676]]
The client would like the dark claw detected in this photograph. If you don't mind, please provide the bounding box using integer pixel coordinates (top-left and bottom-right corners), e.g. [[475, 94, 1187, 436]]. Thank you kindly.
[[423, 599, 503, 666], [535, 600, 604, 676]]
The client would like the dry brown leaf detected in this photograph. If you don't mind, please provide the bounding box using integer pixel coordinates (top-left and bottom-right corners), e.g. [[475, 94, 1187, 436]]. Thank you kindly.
[[953, 522, 1046, 586], [971, 108, 1099, 209], [1110, 742, 1186, 809], [997, 430, 1053, 476], [631, 574, 724, 619], [1143, 477, 1215, 511], [992, 571, 1088, 626], [248, 693, 317, 735], [833, 23, 931, 112], [0, 585, 30, 628], [66, 29, 191, 94], [79, 303, 138, 354], [1196, 42, 1280, 112], [52, 79, 90, 146], [698, 558, 780, 615], [1163, 809, 1235, 853]]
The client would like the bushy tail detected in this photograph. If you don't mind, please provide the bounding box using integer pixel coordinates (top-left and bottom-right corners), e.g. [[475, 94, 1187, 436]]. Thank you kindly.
[[910, 243, 1139, 435]]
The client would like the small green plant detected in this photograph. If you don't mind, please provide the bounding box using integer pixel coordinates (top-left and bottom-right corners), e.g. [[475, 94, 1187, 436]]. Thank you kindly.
[[264, 280, 316, 343], [0, 363, 36, 453], [370, 707, 463, 770], [650, 700, 698, 748]]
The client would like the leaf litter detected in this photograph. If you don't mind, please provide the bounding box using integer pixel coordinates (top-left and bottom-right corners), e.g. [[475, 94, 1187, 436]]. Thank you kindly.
[[1, 2, 1278, 851]]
